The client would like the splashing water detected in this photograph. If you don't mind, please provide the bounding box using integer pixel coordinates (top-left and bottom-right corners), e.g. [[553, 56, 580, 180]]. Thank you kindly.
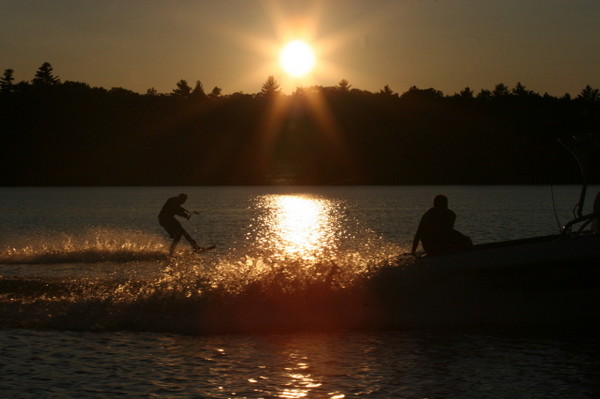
[[0, 220, 405, 334], [0, 227, 168, 265]]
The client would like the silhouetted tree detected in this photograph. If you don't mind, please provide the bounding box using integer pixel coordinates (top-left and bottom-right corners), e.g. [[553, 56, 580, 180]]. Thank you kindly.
[[146, 87, 159, 96], [459, 86, 474, 99], [560, 93, 572, 101], [476, 89, 492, 101], [577, 85, 600, 102], [172, 79, 192, 98], [512, 82, 537, 98], [400, 86, 443, 102], [337, 79, 351, 92], [209, 86, 222, 99], [378, 84, 396, 96], [0, 69, 15, 94], [492, 83, 510, 98], [190, 80, 207, 100], [32, 62, 60, 86], [260, 75, 281, 96]]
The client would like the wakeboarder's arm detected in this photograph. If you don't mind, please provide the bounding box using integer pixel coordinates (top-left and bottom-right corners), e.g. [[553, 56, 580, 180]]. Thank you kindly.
[[411, 234, 420, 256], [411, 222, 422, 256], [175, 206, 191, 219]]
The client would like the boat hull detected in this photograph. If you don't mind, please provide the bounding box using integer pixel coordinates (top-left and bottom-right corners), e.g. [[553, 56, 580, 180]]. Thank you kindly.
[[412, 234, 600, 272]]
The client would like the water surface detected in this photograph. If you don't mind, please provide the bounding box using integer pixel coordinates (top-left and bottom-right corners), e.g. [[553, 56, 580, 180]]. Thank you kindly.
[[1, 186, 598, 398]]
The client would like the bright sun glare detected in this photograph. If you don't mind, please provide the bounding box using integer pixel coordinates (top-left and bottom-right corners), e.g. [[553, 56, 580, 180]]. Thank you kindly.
[[279, 40, 316, 78], [256, 195, 335, 261]]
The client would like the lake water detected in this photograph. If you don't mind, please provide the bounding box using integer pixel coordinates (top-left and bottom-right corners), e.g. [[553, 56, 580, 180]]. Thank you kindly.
[[1, 186, 599, 398]]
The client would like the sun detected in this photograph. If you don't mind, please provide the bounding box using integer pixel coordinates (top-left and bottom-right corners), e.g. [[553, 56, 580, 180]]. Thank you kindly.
[[279, 40, 316, 78]]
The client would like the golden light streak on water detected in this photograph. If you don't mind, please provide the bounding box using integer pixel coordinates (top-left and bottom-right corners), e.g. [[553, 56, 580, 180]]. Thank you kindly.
[[254, 194, 339, 261]]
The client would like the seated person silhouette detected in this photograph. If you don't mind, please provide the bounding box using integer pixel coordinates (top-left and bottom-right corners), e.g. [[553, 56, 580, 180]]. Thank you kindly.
[[411, 194, 473, 256], [158, 193, 201, 256]]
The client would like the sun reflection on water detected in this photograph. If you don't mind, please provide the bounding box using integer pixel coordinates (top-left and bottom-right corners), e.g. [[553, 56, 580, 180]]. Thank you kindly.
[[252, 194, 340, 261]]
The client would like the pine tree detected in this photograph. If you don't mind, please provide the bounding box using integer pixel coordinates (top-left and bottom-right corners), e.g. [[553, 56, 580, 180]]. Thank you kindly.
[[190, 80, 207, 100], [577, 85, 600, 102], [0, 69, 15, 93], [172, 80, 192, 98], [337, 79, 351, 92], [32, 62, 60, 86], [260, 75, 281, 97]]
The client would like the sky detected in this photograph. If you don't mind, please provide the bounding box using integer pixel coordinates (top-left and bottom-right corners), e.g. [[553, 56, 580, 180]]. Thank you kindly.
[[1, 0, 599, 96]]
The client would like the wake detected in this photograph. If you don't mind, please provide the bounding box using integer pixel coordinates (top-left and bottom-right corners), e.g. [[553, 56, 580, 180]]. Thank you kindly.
[[0, 228, 170, 265], [0, 232, 408, 334], [1, 246, 598, 333]]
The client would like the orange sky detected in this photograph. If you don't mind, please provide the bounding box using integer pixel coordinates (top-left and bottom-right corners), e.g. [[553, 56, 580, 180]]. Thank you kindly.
[[1, 0, 598, 96]]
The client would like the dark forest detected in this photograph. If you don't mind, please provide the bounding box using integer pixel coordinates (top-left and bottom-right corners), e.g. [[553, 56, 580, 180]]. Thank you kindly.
[[1, 63, 599, 186]]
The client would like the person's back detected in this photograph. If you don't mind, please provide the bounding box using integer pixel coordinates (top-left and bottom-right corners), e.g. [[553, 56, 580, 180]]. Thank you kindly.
[[418, 206, 456, 255], [159, 194, 187, 220], [412, 194, 472, 256]]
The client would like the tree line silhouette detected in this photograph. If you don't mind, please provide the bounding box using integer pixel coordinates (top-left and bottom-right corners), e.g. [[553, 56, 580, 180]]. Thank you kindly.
[[1, 62, 598, 185]]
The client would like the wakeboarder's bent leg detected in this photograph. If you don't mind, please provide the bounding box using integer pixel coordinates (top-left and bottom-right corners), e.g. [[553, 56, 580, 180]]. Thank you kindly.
[[169, 234, 182, 257], [181, 229, 201, 252]]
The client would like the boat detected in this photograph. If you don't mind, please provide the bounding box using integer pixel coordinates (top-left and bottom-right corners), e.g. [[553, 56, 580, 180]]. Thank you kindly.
[[410, 233, 600, 273], [402, 133, 600, 274], [368, 138, 600, 328]]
